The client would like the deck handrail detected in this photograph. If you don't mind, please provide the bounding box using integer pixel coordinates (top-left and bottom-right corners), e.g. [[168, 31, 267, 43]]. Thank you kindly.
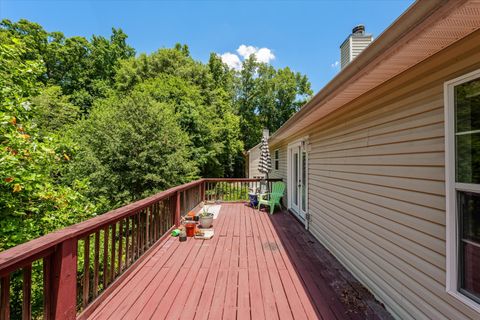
[[0, 177, 280, 319], [0, 179, 204, 274]]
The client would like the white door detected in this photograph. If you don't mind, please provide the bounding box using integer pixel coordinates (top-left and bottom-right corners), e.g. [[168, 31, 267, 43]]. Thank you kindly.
[[288, 141, 308, 222]]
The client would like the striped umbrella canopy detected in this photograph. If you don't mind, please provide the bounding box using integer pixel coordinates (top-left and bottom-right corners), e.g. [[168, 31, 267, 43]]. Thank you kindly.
[[258, 136, 272, 176]]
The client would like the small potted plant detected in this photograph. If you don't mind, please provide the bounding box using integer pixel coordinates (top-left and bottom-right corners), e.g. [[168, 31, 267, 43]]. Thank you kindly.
[[199, 206, 214, 228]]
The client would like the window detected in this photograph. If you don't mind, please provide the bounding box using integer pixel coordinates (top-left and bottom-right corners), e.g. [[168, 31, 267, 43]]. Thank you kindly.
[[274, 149, 279, 170], [445, 69, 480, 311]]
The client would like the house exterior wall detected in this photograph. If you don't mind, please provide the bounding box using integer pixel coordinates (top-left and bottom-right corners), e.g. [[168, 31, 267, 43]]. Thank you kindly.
[[269, 30, 480, 319], [247, 144, 264, 179], [269, 145, 288, 207]]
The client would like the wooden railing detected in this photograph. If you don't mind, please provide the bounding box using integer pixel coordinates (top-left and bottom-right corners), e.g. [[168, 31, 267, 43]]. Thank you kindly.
[[204, 178, 279, 203], [0, 178, 280, 319]]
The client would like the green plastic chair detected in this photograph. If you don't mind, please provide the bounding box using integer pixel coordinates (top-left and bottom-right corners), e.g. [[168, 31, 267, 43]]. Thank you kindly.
[[257, 181, 286, 215]]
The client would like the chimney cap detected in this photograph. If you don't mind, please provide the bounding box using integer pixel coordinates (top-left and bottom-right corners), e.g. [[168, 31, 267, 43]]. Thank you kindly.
[[352, 24, 365, 34]]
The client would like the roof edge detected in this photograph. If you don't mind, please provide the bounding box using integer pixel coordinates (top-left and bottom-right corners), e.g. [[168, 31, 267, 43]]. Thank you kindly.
[[269, 0, 462, 145]]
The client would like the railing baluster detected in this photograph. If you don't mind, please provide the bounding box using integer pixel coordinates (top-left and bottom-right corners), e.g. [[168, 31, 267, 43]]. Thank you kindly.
[[161, 202, 165, 236], [155, 203, 159, 241], [83, 236, 90, 308], [110, 223, 116, 282], [131, 215, 136, 263], [140, 214, 144, 256], [175, 192, 181, 227], [150, 207, 153, 244], [148, 207, 152, 245], [22, 265, 31, 320], [103, 226, 109, 288], [1, 275, 9, 320], [137, 214, 141, 257], [183, 190, 187, 216], [93, 231, 100, 298], [125, 218, 130, 268], [153, 207, 157, 242], [198, 184, 201, 206], [164, 200, 169, 233], [43, 256, 51, 319], [141, 211, 145, 253], [161, 201, 165, 235], [145, 208, 149, 247], [118, 220, 123, 273], [151, 205, 155, 243], [137, 213, 141, 256]]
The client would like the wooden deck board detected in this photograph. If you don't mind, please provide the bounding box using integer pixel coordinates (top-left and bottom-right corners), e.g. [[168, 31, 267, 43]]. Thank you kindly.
[[87, 203, 392, 320]]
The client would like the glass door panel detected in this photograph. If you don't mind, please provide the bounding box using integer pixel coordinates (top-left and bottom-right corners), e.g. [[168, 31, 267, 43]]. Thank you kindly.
[[288, 143, 307, 222], [292, 150, 299, 208], [301, 151, 307, 213]]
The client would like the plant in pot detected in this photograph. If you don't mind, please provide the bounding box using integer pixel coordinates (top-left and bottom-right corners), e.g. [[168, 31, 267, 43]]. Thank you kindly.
[[199, 206, 214, 229]]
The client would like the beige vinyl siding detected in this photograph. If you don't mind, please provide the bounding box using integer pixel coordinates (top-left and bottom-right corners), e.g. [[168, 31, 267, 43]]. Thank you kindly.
[[247, 144, 264, 179], [268, 143, 288, 207], [351, 35, 372, 60], [270, 30, 480, 319], [340, 38, 350, 69]]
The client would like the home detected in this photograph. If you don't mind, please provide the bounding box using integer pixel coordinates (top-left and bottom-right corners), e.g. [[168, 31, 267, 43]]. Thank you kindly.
[[1, 1, 479, 319], [257, 0, 480, 318]]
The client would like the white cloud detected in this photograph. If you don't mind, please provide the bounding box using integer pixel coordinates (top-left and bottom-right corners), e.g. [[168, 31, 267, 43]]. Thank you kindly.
[[237, 45, 257, 59], [255, 48, 275, 64], [237, 45, 275, 64], [220, 52, 242, 70], [331, 61, 340, 68], [219, 44, 275, 70]]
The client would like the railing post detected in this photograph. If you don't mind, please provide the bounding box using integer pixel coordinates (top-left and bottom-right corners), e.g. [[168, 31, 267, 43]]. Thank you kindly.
[[175, 191, 181, 227], [47, 238, 77, 320]]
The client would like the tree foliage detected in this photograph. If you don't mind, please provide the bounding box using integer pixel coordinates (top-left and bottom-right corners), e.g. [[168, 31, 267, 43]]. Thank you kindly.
[[0, 31, 96, 251], [1, 19, 311, 248], [115, 48, 244, 177], [235, 56, 312, 149], [0, 18, 312, 318], [67, 91, 198, 208], [1, 19, 136, 112]]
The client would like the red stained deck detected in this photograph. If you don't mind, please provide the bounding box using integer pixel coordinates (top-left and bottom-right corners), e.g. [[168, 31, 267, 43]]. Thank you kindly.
[[86, 203, 392, 320]]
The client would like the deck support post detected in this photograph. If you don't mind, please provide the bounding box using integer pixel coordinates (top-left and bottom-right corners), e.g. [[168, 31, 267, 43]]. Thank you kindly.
[[175, 191, 181, 227], [47, 238, 77, 320]]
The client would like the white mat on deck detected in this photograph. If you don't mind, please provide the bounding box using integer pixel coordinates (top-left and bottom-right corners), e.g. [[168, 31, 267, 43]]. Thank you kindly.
[[198, 204, 221, 219]]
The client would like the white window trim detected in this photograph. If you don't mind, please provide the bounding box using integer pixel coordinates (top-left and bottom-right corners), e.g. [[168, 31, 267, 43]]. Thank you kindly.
[[444, 68, 480, 313], [287, 136, 310, 229], [274, 149, 279, 171]]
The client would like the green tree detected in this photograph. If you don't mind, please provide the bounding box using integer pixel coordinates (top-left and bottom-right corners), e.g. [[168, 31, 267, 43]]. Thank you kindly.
[[1, 19, 136, 112], [234, 55, 313, 149], [115, 47, 244, 178], [67, 91, 198, 208], [0, 29, 97, 251], [31, 85, 80, 135]]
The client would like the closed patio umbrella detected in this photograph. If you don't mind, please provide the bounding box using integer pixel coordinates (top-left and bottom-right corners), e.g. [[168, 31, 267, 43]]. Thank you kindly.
[[258, 136, 272, 192]]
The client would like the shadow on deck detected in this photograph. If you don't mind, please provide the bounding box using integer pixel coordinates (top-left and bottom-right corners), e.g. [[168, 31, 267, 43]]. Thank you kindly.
[[86, 203, 392, 320]]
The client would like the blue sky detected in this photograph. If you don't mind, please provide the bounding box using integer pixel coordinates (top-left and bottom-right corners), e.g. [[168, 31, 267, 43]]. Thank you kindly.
[[0, 0, 414, 92]]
